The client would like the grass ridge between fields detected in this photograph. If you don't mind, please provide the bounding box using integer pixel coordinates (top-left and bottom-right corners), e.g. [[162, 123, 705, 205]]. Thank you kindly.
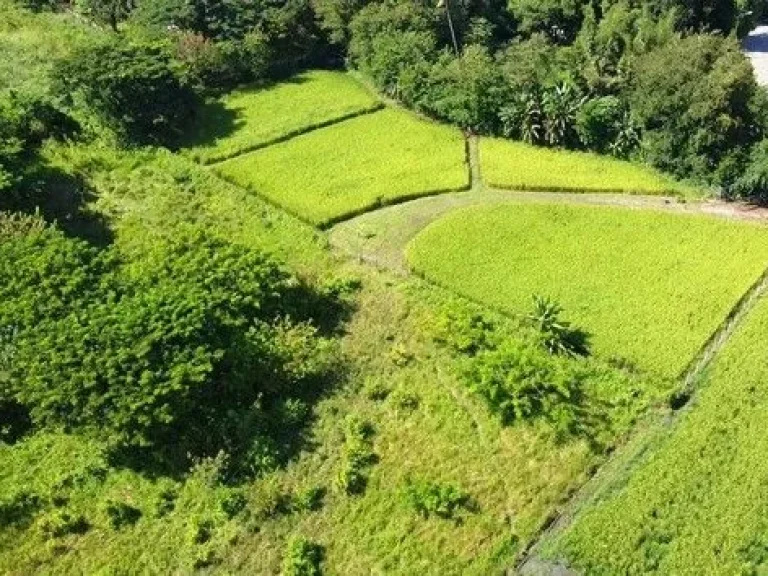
[[517, 258, 768, 575], [200, 103, 385, 165]]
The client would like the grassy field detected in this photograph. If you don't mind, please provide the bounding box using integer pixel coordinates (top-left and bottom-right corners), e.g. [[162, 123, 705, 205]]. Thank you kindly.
[[407, 203, 768, 378], [480, 138, 697, 196], [183, 70, 382, 163], [0, 144, 666, 574], [544, 291, 768, 574], [214, 108, 469, 227]]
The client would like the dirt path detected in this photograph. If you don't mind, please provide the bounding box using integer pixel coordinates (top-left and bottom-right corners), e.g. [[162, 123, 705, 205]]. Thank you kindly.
[[329, 187, 768, 275]]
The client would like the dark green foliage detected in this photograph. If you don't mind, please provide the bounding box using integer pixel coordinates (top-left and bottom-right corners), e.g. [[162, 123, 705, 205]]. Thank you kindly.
[[527, 295, 589, 357], [78, 0, 134, 31], [0, 490, 41, 527], [575, 95, 627, 154], [0, 224, 339, 470], [420, 45, 508, 132], [175, 31, 271, 92], [404, 478, 472, 520], [627, 34, 760, 183], [55, 40, 197, 145], [104, 499, 142, 529], [0, 92, 79, 199], [732, 139, 768, 202], [508, 0, 584, 43], [349, 0, 436, 98], [283, 536, 324, 576], [220, 490, 247, 519], [335, 415, 375, 495]]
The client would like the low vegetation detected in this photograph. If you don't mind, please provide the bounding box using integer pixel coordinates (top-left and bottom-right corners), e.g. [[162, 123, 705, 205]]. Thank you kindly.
[[214, 108, 469, 226], [184, 70, 382, 163], [479, 137, 695, 195], [407, 203, 768, 378], [545, 292, 768, 574]]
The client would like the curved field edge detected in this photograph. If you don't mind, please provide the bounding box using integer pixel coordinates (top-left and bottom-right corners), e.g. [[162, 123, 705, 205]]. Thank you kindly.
[[479, 137, 702, 197], [405, 203, 768, 379], [212, 108, 470, 228], [182, 70, 382, 164], [539, 289, 768, 574]]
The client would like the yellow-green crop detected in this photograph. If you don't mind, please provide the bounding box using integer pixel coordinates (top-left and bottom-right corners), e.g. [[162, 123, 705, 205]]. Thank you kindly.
[[184, 70, 381, 163], [480, 137, 698, 196], [214, 108, 469, 227], [549, 292, 768, 574], [407, 203, 768, 378]]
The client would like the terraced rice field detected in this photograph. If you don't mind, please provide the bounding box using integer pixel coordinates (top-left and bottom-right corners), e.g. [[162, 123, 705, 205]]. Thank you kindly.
[[184, 70, 381, 163], [214, 108, 469, 226], [480, 137, 697, 196], [545, 291, 768, 574], [407, 203, 768, 378]]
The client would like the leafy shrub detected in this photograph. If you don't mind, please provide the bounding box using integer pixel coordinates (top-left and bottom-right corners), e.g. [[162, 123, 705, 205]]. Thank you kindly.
[[335, 415, 375, 495], [283, 536, 324, 576], [575, 96, 625, 153], [404, 478, 472, 520], [527, 295, 589, 357], [220, 490, 247, 519], [291, 486, 325, 513], [55, 39, 198, 145], [421, 45, 508, 132], [175, 31, 271, 92], [104, 499, 142, 529], [464, 340, 583, 430], [431, 303, 497, 355], [389, 388, 420, 411], [349, 1, 436, 99]]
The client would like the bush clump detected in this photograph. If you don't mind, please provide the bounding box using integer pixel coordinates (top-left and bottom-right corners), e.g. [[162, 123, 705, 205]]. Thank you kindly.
[[0, 224, 339, 472], [335, 415, 376, 495], [282, 536, 324, 576], [404, 478, 472, 520]]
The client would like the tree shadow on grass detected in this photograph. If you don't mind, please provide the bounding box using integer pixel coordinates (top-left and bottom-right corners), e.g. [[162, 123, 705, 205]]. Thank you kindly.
[[2, 162, 113, 247], [177, 99, 244, 151]]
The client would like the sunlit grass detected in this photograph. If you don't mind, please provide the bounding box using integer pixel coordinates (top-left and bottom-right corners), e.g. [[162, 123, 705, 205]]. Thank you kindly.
[[214, 108, 469, 226], [183, 70, 382, 163], [480, 137, 699, 196], [407, 203, 768, 377], [548, 293, 768, 574]]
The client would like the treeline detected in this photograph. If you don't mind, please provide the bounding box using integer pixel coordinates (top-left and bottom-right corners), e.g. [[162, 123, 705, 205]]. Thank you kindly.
[[4, 0, 768, 202]]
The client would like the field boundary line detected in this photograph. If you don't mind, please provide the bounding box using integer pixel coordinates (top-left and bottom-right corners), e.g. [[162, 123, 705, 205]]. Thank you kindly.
[[196, 103, 385, 165], [515, 261, 768, 575], [210, 167, 471, 231]]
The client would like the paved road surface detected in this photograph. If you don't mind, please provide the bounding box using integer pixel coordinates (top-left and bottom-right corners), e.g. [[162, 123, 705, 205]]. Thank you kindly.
[[745, 25, 768, 86]]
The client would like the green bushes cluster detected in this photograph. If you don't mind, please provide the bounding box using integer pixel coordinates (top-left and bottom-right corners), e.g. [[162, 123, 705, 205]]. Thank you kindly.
[[0, 221, 340, 471], [404, 478, 472, 520], [283, 536, 324, 576], [335, 415, 376, 495]]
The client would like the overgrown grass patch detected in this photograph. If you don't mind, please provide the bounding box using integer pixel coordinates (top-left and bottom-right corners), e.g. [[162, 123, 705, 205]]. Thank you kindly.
[[214, 108, 469, 226], [183, 70, 382, 163], [545, 293, 768, 574], [407, 203, 768, 378], [480, 137, 698, 196]]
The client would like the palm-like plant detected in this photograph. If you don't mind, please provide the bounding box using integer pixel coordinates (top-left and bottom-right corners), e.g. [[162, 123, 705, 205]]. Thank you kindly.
[[527, 295, 589, 357]]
